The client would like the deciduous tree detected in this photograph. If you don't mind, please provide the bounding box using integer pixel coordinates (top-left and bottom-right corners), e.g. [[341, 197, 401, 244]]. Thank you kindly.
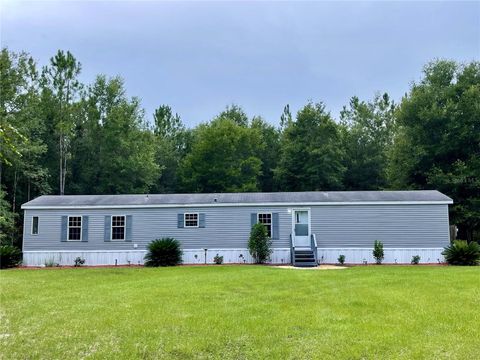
[[179, 117, 263, 192], [388, 60, 480, 241], [275, 102, 345, 191], [69, 75, 159, 194], [251, 116, 280, 192], [340, 93, 396, 190], [152, 105, 188, 193]]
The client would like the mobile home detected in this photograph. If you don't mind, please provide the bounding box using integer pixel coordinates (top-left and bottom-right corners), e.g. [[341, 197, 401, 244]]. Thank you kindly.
[[21, 190, 452, 266]]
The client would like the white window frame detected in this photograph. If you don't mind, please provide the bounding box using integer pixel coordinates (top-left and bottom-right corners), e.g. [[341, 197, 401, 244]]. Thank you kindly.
[[67, 215, 82, 241], [31, 216, 39, 235], [111, 215, 126, 241], [257, 212, 272, 238], [184, 212, 199, 228]]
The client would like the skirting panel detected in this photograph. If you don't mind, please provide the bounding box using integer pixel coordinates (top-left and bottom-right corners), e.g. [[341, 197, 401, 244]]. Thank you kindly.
[[22, 248, 292, 266], [23, 250, 148, 267], [318, 248, 445, 264], [182, 248, 291, 265], [22, 248, 444, 266]]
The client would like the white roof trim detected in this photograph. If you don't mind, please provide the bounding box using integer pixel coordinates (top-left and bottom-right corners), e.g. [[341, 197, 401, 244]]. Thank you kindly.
[[22, 200, 453, 210]]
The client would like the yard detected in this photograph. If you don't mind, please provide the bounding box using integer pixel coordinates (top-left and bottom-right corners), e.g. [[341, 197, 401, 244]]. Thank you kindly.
[[1, 266, 479, 359]]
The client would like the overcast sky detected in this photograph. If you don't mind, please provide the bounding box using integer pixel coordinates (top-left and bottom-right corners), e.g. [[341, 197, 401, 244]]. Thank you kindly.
[[2, 1, 479, 127]]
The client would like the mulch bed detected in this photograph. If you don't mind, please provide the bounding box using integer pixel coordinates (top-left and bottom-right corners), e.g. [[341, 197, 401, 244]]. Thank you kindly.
[[7, 262, 451, 270]]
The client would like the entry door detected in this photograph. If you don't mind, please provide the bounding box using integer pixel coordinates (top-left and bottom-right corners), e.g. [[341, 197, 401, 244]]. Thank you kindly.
[[293, 210, 310, 248]]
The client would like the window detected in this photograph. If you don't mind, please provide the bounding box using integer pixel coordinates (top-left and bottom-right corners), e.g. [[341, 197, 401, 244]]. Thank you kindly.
[[184, 213, 199, 227], [294, 210, 309, 236], [111, 216, 126, 240], [31, 216, 39, 235], [258, 213, 272, 238], [295, 211, 308, 224], [68, 216, 82, 241]]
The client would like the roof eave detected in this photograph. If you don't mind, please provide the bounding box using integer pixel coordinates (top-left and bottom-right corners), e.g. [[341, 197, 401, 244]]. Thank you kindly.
[[21, 200, 453, 210]]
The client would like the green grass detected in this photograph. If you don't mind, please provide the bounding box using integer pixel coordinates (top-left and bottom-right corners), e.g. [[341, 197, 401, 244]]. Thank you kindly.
[[1, 266, 479, 359]]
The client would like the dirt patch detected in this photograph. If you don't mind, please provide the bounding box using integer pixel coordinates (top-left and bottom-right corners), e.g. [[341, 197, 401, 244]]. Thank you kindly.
[[273, 265, 348, 270]]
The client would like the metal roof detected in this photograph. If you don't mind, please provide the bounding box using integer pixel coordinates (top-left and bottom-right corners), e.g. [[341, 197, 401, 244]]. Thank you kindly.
[[21, 190, 453, 209]]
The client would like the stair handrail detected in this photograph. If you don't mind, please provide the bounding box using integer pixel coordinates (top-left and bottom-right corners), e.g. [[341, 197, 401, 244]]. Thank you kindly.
[[290, 233, 295, 266], [311, 233, 318, 264]]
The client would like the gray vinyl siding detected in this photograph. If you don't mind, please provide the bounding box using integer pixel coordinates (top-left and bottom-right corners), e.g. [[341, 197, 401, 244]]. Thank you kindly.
[[311, 204, 450, 248], [23, 204, 450, 251], [23, 207, 291, 251]]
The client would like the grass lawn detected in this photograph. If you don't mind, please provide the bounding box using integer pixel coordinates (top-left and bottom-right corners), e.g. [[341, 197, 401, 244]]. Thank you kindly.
[[1, 266, 479, 359]]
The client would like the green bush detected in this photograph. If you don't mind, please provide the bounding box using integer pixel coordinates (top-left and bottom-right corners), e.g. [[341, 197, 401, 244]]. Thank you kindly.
[[337, 254, 345, 265], [442, 240, 480, 266], [44, 258, 59, 267], [144, 238, 182, 267], [411, 255, 421, 265], [213, 254, 224, 265], [373, 240, 384, 264], [248, 223, 272, 264], [0, 245, 22, 269], [74, 257, 85, 267]]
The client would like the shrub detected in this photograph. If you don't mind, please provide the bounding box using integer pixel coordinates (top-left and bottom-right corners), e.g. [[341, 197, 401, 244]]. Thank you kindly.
[[248, 223, 272, 264], [337, 254, 345, 265], [144, 238, 182, 267], [0, 245, 22, 269], [442, 240, 480, 266], [44, 258, 59, 267], [213, 254, 224, 265], [74, 257, 85, 267], [411, 255, 421, 265], [373, 240, 384, 264]]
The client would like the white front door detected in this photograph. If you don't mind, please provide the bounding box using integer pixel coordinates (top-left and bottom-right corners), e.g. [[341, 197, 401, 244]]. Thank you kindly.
[[292, 209, 310, 248]]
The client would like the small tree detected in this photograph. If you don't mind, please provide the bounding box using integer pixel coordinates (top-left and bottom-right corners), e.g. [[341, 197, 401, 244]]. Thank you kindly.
[[74, 257, 85, 267], [144, 238, 182, 267], [213, 254, 224, 265], [337, 254, 345, 265], [373, 240, 384, 264], [248, 223, 272, 264], [411, 255, 421, 265]]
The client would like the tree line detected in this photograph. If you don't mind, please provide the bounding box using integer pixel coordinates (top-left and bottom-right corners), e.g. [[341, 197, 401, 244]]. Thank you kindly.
[[1, 48, 479, 247]]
